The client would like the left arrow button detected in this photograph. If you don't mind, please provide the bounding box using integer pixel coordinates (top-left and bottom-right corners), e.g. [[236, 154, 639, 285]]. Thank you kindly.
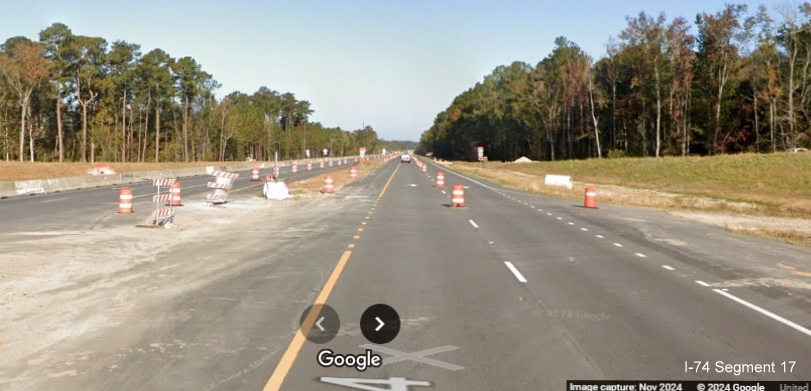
[[299, 304, 340, 344]]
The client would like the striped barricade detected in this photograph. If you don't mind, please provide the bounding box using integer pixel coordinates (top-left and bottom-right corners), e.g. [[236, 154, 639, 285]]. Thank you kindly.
[[207, 171, 239, 205], [150, 178, 176, 225]]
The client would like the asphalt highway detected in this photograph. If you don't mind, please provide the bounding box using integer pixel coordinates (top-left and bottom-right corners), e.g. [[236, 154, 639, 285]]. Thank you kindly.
[[2, 158, 810, 390], [0, 160, 355, 235]]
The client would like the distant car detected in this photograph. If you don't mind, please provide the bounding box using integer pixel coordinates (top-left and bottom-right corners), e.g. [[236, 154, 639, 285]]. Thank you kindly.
[[786, 147, 807, 153], [401, 154, 411, 163]]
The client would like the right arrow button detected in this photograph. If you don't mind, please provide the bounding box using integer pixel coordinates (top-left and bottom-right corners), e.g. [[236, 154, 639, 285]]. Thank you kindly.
[[360, 304, 400, 344]]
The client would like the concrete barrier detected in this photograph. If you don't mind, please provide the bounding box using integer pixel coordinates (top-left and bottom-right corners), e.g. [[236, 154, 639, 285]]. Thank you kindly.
[[0, 157, 363, 199], [544, 174, 573, 190]]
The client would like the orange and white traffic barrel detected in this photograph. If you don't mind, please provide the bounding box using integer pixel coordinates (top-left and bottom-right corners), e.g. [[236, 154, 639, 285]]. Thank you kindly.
[[350, 166, 358, 179], [584, 186, 597, 208], [421, 164, 427, 173], [320, 161, 325, 169], [307, 162, 312, 171], [436, 171, 445, 187], [292, 164, 298, 174], [251, 167, 259, 181], [324, 174, 335, 193], [117, 187, 133, 214], [451, 184, 465, 207], [329, 160, 333, 167], [168, 182, 183, 206]]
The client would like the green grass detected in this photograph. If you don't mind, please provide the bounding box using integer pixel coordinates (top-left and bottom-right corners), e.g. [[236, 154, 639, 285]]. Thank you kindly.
[[460, 153, 811, 217]]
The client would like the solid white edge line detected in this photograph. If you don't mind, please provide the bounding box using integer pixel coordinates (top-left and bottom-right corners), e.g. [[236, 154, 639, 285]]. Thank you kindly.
[[504, 261, 528, 283], [662, 265, 675, 271], [713, 289, 811, 337], [468, 219, 479, 229], [695, 280, 711, 287]]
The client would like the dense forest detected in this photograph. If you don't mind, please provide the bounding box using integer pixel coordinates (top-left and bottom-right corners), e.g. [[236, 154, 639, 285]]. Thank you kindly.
[[0, 23, 394, 163], [417, 3, 811, 161]]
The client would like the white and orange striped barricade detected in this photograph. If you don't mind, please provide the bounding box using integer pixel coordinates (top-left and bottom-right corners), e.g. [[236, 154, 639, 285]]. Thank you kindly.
[[151, 178, 176, 225], [329, 160, 334, 167], [307, 162, 312, 171], [292, 163, 298, 174], [324, 174, 335, 193], [350, 166, 358, 179], [338, 159, 342, 167], [320, 161, 325, 169], [436, 172, 445, 187], [250, 167, 260, 181], [207, 170, 239, 205]]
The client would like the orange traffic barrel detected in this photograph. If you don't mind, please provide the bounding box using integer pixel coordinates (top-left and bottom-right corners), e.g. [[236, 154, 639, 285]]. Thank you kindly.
[[117, 187, 133, 214], [168, 182, 183, 206], [324, 174, 335, 193], [350, 166, 358, 179], [320, 161, 325, 169], [421, 164, 427, 173], [451, 184, 465, 207], [307, 163, 312, 171], [436, 171, 445, 187], [251, 167, 259, 181], [584, 186, 597, 208]]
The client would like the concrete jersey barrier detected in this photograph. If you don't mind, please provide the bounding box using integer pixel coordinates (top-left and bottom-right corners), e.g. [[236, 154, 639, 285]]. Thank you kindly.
[[0, 156, 362, 199]]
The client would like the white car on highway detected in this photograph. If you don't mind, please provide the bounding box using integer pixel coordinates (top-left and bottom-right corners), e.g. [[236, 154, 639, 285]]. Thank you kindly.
[[401, 154, 411, 163]]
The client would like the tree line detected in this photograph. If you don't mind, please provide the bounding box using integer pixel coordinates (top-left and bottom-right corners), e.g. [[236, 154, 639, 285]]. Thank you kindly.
[[0, 23, 391, 163], [417, 3, 811, 161]]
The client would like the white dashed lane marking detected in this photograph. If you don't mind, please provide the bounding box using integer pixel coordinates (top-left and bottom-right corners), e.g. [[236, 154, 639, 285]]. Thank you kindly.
[[662, 265, 675, 271], [695, 281, 711, 287], [580, 228, 588, 231], [468, 220, 479, 229], [635, 253, 646, 258], [613, 243, 623, 247], [504, 262, 528, 283]]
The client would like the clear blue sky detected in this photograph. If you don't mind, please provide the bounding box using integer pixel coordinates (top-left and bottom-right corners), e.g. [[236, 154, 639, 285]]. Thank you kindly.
[[1, 0, 772, 141]]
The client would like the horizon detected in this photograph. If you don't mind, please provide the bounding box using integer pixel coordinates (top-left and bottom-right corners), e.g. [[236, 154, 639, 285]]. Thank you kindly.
[[0, 0, 771, 141]]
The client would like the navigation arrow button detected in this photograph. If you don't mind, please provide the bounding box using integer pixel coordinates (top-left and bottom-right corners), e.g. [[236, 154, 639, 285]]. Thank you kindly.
[[360, 304, 400, 344], [299, 304, 340, 344], [375, 317, 385, 332]]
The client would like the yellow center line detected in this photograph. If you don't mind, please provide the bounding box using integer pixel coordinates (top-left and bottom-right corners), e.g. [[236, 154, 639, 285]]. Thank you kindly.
[[262, 162, 401, 391]]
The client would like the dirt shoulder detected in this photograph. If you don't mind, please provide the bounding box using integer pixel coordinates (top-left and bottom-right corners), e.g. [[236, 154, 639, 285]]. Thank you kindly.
[[450, 163, 811, 248]]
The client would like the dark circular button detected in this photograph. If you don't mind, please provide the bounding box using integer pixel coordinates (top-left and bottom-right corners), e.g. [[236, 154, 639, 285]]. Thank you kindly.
[[299, 304, 340, 344], [360, 304, 400, 344]]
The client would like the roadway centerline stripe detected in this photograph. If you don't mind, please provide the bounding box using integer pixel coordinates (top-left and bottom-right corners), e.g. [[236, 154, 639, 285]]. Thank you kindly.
[[504, 262, 528, 283], [662, 265, 675, 271], [262, 251, 352, 391], [468, 220, 479, 229], [713, 289, 811, 338], [263, 162, 401, 391]]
